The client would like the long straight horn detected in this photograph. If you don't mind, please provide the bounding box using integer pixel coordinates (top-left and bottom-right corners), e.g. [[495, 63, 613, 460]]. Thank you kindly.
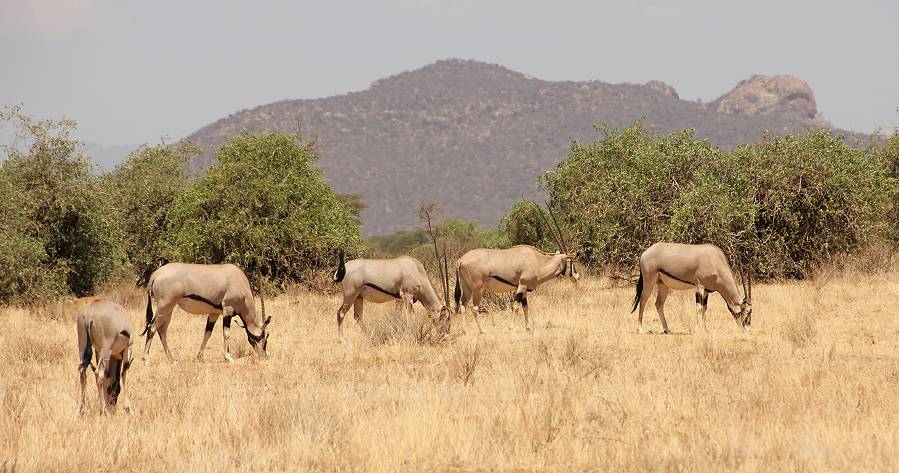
[[747, 271, 753, 303], [544, 200, 570, 254], [532, 201, 563, 252], [739, 265, 749, 301]]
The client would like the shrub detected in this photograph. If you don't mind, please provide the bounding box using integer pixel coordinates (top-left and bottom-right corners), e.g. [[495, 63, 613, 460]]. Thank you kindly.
[[164, 132, 364, 290], [0, 107, 125, 303], [540, 122, 890, 278], [543, 122, 716, 270], [105, 141, 199, 285]]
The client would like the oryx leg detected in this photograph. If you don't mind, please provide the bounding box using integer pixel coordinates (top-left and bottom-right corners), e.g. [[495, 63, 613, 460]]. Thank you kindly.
[[143, 302, 176, 363], [694, 285, 709, 333], [336, 292, 358, 342], [470, 284, 486, 334], [196, 314, 220, 360], [79, 363, 92, 414], [400, 292, 414, 317], [222, 310, 234, 362], [514, 284, 532, 332], [655, 283, 671, 335], [353, 296, 368, 334], [95, 349, 112, 414], [154, 314, 175, 363], [637, 270, 659, 334], [119, 343, 132, 412]]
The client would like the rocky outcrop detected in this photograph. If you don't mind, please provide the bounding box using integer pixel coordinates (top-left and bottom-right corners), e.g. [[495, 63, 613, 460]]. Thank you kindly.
[[711, 74, 828, 125], [645, 80, 679, 99]]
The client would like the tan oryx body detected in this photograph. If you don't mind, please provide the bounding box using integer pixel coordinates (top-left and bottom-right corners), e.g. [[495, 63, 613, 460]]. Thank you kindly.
[[454, 245, 580, 332], [333, 254, 449, 340], [631, 242, 752, 334], [142, 263, 270, 363], [76, 298, 133, 414]]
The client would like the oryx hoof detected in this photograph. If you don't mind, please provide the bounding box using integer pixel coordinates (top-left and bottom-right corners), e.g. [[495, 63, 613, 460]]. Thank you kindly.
[[224, 354, 235, 363], [636, 326, 647, 335]]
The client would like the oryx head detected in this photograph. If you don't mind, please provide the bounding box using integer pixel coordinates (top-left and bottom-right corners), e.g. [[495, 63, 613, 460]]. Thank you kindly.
[[244, 315, 271, 358], [559, 253, 580, 282], [536, 201, 581, 283]]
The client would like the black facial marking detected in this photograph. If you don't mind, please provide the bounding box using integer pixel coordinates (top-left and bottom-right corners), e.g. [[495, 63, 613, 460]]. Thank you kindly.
[[513, 292, 525, 303], [204, 320, 215, 332], [658, 268, 693, 286], [184, 294, 223, 310], [363, 283, 401, 299], [490, 275, 517, 287], [520, 298, 528, 307]]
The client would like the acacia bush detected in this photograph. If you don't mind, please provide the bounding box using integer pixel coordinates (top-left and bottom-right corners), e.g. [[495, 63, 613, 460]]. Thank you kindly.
[[164, 132, 364, 290], [499, 200, 561, 252], [0, 107, 125, 303], [541, 122, 890, 278], [106, 141, 199, 285]]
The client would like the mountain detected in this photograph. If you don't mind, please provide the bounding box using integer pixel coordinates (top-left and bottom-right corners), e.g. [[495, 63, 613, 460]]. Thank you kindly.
[[185, 59, 860, 235]]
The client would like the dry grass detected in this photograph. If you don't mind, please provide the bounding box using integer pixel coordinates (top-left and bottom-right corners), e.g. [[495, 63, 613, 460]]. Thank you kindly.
[[2, 271, 899, 472]]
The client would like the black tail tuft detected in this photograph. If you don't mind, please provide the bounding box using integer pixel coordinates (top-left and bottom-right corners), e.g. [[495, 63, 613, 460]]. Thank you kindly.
[[334, 250, 346, 282], [453, 271, 461, 312], [630, 270, 644, 313], [141, 287, 154, 336], [80, 321, 93, 370]]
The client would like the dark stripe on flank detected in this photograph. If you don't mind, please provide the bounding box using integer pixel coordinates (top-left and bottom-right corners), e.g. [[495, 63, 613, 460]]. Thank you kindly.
[[363, 283, 401, 299], [658, 268, 694, 286], [490, 275, 518, 287], [184, 294, 223, 310]]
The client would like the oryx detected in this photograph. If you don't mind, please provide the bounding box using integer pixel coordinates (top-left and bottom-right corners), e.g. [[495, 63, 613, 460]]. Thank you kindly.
[[631, 242, 752, 334], [142, 263, 270, 363], [333, 253, 449, 340], [454, 245, 580, 333], [76, 298, 134, 414]]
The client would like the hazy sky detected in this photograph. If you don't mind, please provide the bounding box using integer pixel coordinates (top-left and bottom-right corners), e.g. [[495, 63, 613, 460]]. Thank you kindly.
[[2, 0, 897, 146]]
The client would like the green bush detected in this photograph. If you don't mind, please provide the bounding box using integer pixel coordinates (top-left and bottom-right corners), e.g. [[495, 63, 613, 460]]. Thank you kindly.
[[541, 122, 890, 278], [869, 131, 899, 241], [106, 141, 199, 285], [542, 122, 717, 270], [164, 132, 364, 289], [499, 200, 560, 252], [0, 107, 125, 303]]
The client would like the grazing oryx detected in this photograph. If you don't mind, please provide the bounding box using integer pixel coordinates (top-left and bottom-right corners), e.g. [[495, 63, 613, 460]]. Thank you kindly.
[[454, 245, 580, 333], [142, 263, 270, 363], [333, 253, 449, 340], [631, 242, 752, 334], [76, 298, 133, 414]]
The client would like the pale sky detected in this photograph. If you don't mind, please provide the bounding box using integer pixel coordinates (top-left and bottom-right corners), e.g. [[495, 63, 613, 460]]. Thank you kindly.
[[2, 0, 897, 147]]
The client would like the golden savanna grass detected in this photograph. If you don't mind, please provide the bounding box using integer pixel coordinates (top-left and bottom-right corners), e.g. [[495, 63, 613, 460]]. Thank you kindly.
[[2, 270, 898, 472]]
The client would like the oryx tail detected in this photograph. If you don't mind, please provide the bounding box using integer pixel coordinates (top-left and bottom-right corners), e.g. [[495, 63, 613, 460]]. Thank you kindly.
[[334, 251, 346, 283], [80, 321, 94, 371], [141, 285, 154, 336], [454, 271, 461, 313], [630, 271, 643, 313]]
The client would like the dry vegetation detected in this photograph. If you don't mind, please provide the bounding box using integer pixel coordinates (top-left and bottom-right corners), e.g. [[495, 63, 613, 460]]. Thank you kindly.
[[2, 270, 898, 472]]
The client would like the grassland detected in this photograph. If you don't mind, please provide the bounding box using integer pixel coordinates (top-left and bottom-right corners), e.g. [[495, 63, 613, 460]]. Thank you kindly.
[[1, 270, 898, 472]]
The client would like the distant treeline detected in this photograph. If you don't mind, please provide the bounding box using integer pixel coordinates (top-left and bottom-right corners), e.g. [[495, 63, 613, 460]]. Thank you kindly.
[[2, 106, 897, 304]]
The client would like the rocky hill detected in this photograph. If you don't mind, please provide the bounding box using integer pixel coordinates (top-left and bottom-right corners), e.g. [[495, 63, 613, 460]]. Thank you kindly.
[[186, 59, 857, 235]]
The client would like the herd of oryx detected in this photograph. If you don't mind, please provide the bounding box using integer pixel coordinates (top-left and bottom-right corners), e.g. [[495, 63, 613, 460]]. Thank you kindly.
[[76, 240, 752, 414]]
